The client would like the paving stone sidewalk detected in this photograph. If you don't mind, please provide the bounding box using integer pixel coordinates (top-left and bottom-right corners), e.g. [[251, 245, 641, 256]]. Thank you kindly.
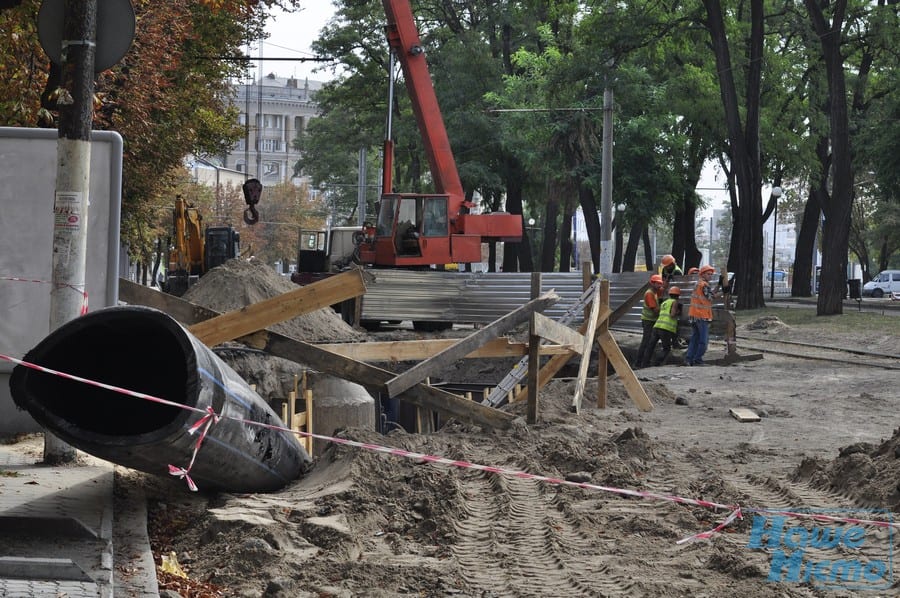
[[0, 437, 158, 598]]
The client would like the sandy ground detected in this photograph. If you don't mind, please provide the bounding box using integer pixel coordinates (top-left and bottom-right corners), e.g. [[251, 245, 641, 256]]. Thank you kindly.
[[139, 293, 900, 598]]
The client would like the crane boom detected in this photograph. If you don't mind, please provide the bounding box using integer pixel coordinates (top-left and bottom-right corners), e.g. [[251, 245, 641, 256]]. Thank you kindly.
[[382, 0, 464, 202], [357, 0, 522, 269]]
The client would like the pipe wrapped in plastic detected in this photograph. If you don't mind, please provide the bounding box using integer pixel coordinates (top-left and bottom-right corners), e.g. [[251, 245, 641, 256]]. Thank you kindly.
[[9, 305, 310, 492]]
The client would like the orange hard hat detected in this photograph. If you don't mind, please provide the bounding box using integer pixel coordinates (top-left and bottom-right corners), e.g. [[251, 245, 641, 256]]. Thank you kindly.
[[700, 265, 716, 276], [687, 267, 700, 275], [649, 274, 664, 285], [668, 286, 682, 296], [661, 254, 676, 267]]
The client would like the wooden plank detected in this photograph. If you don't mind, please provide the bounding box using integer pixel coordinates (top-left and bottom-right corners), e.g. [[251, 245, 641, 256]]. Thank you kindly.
[[314, 338, 571, 362], [119, 278, 515, 431], [187, 268, 367, 346], [383, 291, 560, 398], [533, 313, 583, 353], [597, 332, 653, 412], [288, 389, 297, 429], [304, 388, 314, 454], [119, 279, 212, 323], [729, 407, 760, 422], [571, 284, 602, 413]]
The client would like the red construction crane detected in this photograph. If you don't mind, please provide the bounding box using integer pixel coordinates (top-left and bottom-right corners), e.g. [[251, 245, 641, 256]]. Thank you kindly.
[[357, 0, 523, 268]]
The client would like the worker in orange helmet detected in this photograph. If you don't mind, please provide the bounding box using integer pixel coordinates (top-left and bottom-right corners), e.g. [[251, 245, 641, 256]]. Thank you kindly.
[[659, 254, 683, 284], [685, 265, 718, 366], [647, 285, 683, 366], [687, 267, 700, 275], [634, 273, 666, 368]]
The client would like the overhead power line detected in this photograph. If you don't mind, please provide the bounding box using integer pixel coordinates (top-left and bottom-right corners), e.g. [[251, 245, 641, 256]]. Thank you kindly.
[[484, 108, 604, 113]]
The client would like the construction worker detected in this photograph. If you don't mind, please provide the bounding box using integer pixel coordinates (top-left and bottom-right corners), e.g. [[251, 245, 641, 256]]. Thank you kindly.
[[648, 286, 683, 366], [634, 274, 665, 368], [687, 267, 700, 275], [685, 264, 717, 366], [659, 254, 683, 284]]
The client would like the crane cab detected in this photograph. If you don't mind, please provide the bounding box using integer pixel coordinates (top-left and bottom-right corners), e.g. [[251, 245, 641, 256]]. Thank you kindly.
[[358, 193, 482, 267]]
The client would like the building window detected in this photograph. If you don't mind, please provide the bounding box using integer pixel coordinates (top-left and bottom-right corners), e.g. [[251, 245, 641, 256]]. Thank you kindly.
[[263, 161, 280, 176], [259, 139, 283, 152], [262, 114, 283, 130]]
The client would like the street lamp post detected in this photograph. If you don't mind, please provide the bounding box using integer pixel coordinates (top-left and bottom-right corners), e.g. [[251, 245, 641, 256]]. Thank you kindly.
[[769, 186, 783, 299]]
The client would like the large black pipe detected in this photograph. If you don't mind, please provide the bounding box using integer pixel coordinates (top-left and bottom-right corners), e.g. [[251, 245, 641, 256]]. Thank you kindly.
[[9, 306, 310, 492]]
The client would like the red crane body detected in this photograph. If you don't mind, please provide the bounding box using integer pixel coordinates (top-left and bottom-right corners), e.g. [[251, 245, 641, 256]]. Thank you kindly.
[[357, 0, 522, 268]]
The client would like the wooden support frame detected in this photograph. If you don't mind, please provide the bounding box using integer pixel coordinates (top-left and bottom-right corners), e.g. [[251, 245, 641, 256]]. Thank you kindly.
[[510, 278, 652, 413], [285, 373, 314, 456]]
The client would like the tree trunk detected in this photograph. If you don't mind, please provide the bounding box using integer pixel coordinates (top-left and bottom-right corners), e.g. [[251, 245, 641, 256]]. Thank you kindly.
[[502, 157, 526, 272], [792, 188, 821, 297], [579, 185, 601, 273], [805, 0, 854, 316], [541, 185, 559, 272], [623, 221, 642, 271], [703, 0, 765, 310], [559, 194, 575, 273], [641, 227, 654, 269]]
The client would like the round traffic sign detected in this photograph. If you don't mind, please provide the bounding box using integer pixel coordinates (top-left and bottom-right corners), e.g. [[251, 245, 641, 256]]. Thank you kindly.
[[37, 0, 135, 72]]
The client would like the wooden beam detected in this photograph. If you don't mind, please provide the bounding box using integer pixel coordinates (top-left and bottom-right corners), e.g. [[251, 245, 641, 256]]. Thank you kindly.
[[186, 269, 367, 346], [597, 332, 653, 412], [571, 283, 602, 413], [526, 273, 541, 425], [596, 279, 610, 408], [119, 278, 515, 430], [314, 338, 571, 362], [533, 313, 583, 353], [383, 291, 560, 398]]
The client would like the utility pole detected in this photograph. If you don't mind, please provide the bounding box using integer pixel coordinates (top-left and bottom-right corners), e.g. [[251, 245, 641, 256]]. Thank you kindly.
[[598, 86, 614, 275], [357, 147, 367, 225], [46, 0, 97, 463]]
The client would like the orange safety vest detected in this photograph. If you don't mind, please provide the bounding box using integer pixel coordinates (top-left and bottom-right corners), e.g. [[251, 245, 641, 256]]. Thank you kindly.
[[689, 279, 714, 321]]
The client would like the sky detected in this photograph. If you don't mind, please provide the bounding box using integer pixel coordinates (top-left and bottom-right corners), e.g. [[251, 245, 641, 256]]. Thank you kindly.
[[254, 2, 338, 82]]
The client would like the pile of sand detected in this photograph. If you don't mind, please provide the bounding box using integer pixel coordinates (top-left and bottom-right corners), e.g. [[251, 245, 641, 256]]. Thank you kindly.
[[741, 314, 791, 333], [183, 258, 365, 344]]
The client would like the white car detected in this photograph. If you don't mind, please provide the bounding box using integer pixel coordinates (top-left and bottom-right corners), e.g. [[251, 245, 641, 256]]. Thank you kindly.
[[862, 270, 900, 298]]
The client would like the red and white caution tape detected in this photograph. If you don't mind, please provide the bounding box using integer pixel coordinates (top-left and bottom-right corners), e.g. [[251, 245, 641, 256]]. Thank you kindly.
[[1, 276, 89, 315], [2, 353, 897, 536]]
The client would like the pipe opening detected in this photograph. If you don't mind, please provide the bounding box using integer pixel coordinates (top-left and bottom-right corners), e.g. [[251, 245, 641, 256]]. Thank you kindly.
[[14, 310, 195, 436]]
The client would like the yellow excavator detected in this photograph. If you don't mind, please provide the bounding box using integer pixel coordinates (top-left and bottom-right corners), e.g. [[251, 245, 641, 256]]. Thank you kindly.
[[163, 179, 261, 296], [163, 195, 240, 297]]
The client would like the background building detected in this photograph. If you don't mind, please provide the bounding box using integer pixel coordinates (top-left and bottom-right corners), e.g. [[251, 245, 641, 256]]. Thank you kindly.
[[224, 73, 323, 186]]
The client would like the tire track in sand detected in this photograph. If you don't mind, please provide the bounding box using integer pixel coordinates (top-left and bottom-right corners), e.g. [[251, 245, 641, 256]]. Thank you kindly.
[[721, 471, 896, 590], [451, 468, 637, 596]]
